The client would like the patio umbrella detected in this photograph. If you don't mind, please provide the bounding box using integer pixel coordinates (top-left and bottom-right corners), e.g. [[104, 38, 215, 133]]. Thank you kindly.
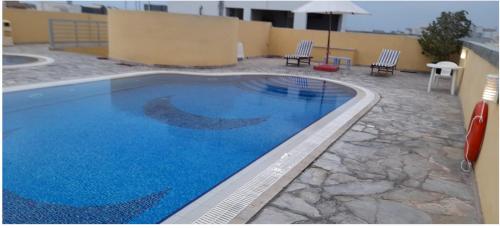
[[294, 1, 369, 67]]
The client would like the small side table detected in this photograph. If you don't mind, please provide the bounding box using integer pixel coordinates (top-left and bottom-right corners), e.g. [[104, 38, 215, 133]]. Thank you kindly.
[[328, 56, 352, 70]]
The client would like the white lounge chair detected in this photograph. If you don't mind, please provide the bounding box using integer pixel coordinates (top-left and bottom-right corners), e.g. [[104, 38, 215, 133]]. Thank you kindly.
[[370, 49, 401, 75], [285, 40, 313, 67]]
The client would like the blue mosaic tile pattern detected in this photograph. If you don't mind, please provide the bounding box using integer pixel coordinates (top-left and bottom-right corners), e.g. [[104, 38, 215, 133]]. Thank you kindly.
[[3, 189, 169, 224], [144, 96, 267, 130], [3, 74, 355, 223]]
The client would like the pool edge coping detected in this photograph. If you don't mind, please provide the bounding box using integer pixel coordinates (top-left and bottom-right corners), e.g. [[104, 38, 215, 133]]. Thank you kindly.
[[2, 71, 380, 224], [3, 53, 55, 70]]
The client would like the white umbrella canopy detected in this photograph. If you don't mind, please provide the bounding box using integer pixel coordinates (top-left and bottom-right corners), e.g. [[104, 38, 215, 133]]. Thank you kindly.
[[294, 1, 369, 65], [294, 1, 369, 15]]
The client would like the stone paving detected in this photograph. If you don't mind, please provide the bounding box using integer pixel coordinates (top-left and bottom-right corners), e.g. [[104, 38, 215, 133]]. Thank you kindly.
[[3, 45, 482, 223]]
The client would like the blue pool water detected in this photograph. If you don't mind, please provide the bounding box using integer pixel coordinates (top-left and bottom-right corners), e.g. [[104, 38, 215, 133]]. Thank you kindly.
[[3, 54, 38, 66], [3, 74, 356, 224]]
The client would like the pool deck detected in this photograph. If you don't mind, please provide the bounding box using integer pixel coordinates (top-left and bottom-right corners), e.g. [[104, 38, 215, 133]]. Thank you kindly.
[[3, 45, 482, 224]]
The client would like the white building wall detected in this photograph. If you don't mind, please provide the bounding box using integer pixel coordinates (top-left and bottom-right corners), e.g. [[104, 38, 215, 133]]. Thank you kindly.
[[31, 2, 81, 13], [293, 13, 307, 29], [48, 1, 346, 30], [243, 8, 251, 21], [339, 14, 346, 32], [224, 1, 306, 12], [160, 1, 220, 16], [25, 0, 345, 30], [225, 0, 306, 29], [161, 1, 343, 31]]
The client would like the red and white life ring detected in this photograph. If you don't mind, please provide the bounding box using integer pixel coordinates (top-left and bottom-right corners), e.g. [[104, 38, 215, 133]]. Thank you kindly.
[[461, 101, 489, 172]]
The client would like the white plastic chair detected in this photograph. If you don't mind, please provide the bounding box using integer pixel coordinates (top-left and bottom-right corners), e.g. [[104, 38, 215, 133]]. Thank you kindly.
[[427, 61, 459, 94]]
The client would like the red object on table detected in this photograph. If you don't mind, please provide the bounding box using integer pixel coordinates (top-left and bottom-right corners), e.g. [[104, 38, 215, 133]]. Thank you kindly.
[[313, 64, 339, 72]]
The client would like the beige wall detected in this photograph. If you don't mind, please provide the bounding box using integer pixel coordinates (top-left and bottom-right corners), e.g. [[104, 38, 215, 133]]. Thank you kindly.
[[237, 20, 271, 58], [3, 8, 106, 44], [4, 8, 433, 71], [268, 27, 432, 72], [108, 10, 238, 67], [458, 47, 499, 224]]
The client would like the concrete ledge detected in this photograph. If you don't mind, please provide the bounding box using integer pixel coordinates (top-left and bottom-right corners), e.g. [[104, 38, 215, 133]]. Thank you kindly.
[[462, 40, 499, 68], [3, 53, 54, 69]]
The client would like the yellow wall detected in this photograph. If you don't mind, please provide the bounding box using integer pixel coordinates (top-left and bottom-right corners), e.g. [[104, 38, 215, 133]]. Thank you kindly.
[[268, 27, 432, 72], [458, 47, 499, 224], [108, 10, 238, 67], [4, 8, 432, 71], [3, 8, 106, 44], [237, 20, 271, 58]]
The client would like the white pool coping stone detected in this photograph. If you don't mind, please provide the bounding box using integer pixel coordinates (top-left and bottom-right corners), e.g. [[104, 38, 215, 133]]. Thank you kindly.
[[3, 71, 380, 224], [3, 53, 54, 70]]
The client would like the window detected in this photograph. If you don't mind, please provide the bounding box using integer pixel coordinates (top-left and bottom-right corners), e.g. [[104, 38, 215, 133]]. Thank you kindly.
[[306, 13, 341, 31], [81, 6, 107, 15], [251, 9, 294, 28], [144, 4, 168, 12], [226, 8, 243, 20]]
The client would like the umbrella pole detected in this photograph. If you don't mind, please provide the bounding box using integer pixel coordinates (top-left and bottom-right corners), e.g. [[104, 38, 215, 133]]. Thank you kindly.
[[325, 12, 332, 64]]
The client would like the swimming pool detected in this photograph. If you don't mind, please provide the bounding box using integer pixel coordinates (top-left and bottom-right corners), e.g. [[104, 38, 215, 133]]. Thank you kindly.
[[3, 54, 38, 65], [3, 53, 54, 69], [3, 72, 373, 224]]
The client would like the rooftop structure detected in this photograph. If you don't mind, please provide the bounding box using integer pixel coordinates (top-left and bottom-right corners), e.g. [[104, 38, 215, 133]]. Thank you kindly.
[[2, 3, 498, 224]]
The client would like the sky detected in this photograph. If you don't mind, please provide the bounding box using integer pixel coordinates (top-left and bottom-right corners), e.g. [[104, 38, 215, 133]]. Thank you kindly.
[[72, 1, 499, 32], [346, 1, 499, 32]]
